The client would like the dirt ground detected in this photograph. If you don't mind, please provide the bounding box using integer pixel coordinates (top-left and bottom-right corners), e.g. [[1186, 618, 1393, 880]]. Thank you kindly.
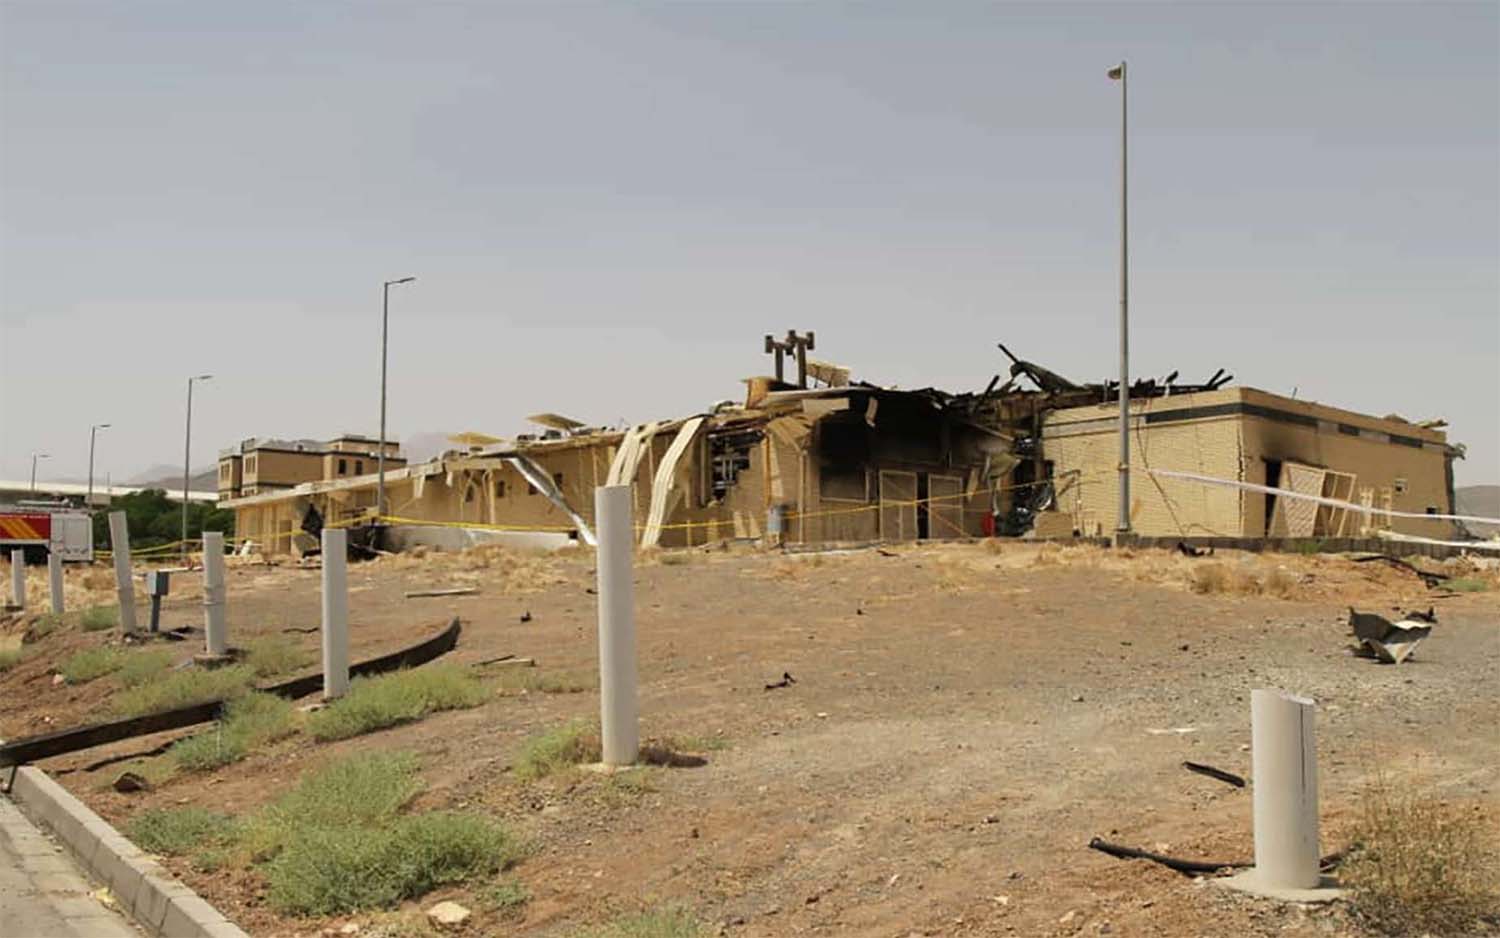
[[2, 541, 1497, 938]]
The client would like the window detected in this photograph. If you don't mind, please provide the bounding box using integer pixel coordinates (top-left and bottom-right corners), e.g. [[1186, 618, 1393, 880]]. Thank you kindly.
[[465, 485, 476, 503], [355, 460, 363, 475], [246, 456, 257, 474], [527, 482, 537, 495], [338, 458, 347, 475], [707, 428, 761, 502], [495, 480, 506, 498], [553, 472, 564, 489], [1394, 477, 1408, 494]]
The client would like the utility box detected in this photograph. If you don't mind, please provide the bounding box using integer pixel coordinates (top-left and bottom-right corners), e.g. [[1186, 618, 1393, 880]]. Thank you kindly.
[[144, 570, 171, 596]]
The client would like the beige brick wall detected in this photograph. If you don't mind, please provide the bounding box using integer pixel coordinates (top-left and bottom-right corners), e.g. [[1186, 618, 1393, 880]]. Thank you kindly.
[[1043, 400, 1246, 537], [1043, 387, 1455, 539]]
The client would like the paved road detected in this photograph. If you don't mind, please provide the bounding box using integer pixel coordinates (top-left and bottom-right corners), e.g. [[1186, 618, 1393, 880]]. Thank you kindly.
[[0, 793, 139, 938]]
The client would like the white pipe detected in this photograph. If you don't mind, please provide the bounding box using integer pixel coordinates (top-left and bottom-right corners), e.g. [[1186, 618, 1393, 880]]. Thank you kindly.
[[107, 511, 138, 634], [594, 485, 638, 766], [48, 551, 64, 615], [9, 549, 23, 609], [201, 531, 227, 657], [320, 528, 350, 700], [1250, 689, 1321, 889]]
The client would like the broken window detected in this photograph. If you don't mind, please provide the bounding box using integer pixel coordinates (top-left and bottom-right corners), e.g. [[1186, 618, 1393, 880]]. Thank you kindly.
[[819, 419, 870, 501], [707, 428, 761, 502], [1394, 477, 1408, 494]]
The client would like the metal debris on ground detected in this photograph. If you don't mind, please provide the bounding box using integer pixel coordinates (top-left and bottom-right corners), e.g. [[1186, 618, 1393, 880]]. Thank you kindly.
[[1176, 542, 1215, 558], [1353, 555, 1450, 588], [1348, 607, 1434, 664], [1181, 761, 1246, 788], [764, 671, 796, 691], [403, 587, 479, 598]]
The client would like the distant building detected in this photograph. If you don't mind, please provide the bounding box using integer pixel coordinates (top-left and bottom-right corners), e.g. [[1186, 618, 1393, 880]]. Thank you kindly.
[[219, 337, 1465, 556], [218, 435, 405, 500]]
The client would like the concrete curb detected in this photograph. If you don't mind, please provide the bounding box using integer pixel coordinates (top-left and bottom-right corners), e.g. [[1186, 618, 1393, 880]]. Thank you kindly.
[[6, 766, 248, 938]]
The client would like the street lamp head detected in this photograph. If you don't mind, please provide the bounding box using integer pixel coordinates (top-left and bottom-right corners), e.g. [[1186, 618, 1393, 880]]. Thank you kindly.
[[1107, 62, 1125, 80], [386, 276, 416, 286], [34, 453, 50, 459], [95, 423, 112, 431], [195, 374, 214, 382]]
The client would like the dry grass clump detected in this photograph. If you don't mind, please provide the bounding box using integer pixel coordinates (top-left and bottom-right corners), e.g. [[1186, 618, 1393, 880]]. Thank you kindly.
[[514, 721, 601, 780], [0, 647, 23, 671], [80, 605, 118, 631], [492, 668, 594, 696], [382, 543, 563, 594], [243, 636, 314, 678], [307, 664, 487, 742], [171, 692, 298, 771], [1343, 778, 1499, 935], [573, 908, 701, 938], [113, 664, 255, 717], [1187, 561, 1300, 599]]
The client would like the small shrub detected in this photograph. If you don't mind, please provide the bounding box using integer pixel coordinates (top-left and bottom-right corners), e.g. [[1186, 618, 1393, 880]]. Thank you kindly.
[[264, 751, 423, 835], [127, 807, 235, 856], [113, 664, 254, 717], [1292, 539, 1323, 556], [494, 668, 593, 696], [1189, 564, 1230, 594], [1448, 577, 1492, 593], [80, 605, 117, 631], [264, 810, 520, 916], [244, 637, 313, 678], [1343, 777, 1499, 934], [172, 693, 297, 772], [28, 613, 63, 640], [0, 647, 22, 671], [61, 646, 125, 684], [116, 649, 173, 688], [574, 908, 702, 938], [480, 879, 530, 917], [515, 721, 600, 781], [307, 665, 486, 742], [1264, 567, 1298, 599]]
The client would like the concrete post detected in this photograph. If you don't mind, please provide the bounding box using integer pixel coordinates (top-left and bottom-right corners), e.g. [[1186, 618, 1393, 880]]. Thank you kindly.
[[9, 549, 24, 609], [201, 532, 228, 657], [1250, 689, 1320, 889], [48, 551, 64, 615], [320, 528, 350, 700], [594, 485, 638, 766], [108, 511, 139, 634]]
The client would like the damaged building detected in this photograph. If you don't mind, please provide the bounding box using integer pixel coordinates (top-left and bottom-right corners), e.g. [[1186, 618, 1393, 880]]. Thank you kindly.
[[221, 332, 1463, 556]]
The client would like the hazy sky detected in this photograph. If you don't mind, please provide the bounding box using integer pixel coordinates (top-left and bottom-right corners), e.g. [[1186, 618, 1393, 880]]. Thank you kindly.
[[2, 2, 1496, 487]]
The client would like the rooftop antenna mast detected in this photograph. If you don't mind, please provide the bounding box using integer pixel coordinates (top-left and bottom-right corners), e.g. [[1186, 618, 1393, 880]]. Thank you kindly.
[[763, 330, 816, 388]]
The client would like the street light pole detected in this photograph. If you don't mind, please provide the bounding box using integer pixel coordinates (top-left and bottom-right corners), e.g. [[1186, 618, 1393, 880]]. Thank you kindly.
[[30, 453, 50, 494], [378, 277, 415, 521], [182, 375, 213, 558], [87, 424, 110, 508], [1108, 60, 1130, 538]]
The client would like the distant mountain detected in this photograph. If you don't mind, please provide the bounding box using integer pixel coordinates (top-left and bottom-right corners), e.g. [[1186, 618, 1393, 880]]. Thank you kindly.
[[1456, 485, 1499, 537], [128, 464, 218, 492]]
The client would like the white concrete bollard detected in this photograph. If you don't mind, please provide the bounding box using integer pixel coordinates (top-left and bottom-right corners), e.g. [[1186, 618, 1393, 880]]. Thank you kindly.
[[10, 549, 24, 609], [48, 551, 64, 615], [320, 528, 350, 700], [201, 532, 228, 657], [595, 485, 639, 766], [108, 511, 139, 634], [1250, 689, 1321, 889]]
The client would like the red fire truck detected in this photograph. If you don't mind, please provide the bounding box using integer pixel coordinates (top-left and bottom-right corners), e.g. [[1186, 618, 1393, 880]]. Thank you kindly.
[[0, 504, 94, 563]]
